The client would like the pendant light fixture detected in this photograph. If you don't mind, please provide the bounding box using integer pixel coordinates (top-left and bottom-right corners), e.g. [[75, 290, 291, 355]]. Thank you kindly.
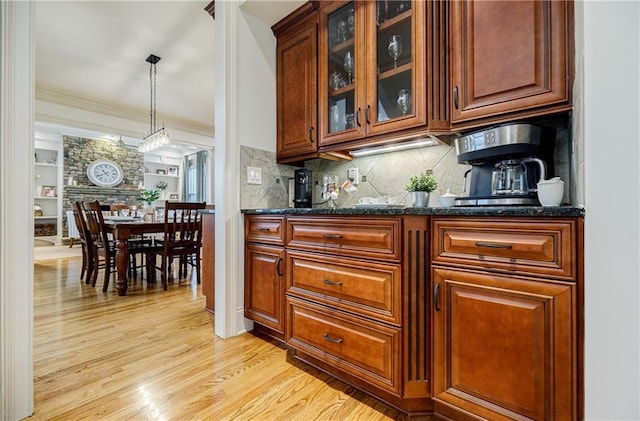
[[138, 54, 170, 153]]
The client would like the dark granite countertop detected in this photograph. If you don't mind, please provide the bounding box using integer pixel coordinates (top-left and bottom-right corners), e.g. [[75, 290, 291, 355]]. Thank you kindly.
[[241, 205, 585, 217]]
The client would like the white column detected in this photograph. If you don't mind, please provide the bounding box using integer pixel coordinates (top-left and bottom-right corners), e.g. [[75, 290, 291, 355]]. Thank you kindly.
[[0, 1, 35, 418], [214, 0, 251, 338]]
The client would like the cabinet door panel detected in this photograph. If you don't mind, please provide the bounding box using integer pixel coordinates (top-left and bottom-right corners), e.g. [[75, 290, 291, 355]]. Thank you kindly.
[[244, 244, 285, 333], [433, 267, 575, 420], [277, 25, 318, 159], [450, 0, 571, 124]]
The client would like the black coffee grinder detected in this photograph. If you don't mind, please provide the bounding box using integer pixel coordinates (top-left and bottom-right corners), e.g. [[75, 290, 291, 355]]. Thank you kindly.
[[454, 123, 555, 206], [293, 169, 312, 208]]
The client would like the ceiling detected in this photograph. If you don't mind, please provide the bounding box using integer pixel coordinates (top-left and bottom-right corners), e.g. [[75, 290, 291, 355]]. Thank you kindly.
[[34, 0, 304, 154]]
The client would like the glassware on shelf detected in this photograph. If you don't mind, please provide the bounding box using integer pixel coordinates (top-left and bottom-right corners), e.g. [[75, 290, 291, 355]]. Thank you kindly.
[[336, 20, 347, 43], [343, 51, 354, 85], [345, 113, 355, 129], [388, 35, 402, 69], [347, 7, 355, 38], [329, 72, 346, 91], [397, 88, 412, 115], [330, 105, 339, 133]]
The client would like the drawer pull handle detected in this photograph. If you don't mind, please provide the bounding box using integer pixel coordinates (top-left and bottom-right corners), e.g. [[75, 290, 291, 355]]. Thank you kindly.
[[256, 227, 273, 232], [434, 283, 441, 312], [475, 241, 513, 249], [322, 333, 343, 344], [322, 279, 343, 286], [323, 234, 342, 239]]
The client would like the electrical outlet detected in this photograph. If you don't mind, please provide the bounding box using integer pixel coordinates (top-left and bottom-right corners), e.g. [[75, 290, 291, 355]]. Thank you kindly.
[[347, 168, 360, 185], [247, 166, 262, 184]]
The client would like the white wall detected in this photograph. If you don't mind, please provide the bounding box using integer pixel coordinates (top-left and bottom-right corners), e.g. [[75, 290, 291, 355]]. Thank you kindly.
[[237, 9, 277, 152], [583, 1, 640, 419]]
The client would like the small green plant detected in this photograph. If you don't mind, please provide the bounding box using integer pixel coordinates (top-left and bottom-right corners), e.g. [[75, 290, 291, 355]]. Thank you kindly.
[[405, 172, 437, 192], [138, 189, 161, 205], [155, 181, 168, 191]]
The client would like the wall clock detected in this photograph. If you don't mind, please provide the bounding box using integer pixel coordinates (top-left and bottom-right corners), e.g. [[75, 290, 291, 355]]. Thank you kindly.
[[86, 159, 124, 187]]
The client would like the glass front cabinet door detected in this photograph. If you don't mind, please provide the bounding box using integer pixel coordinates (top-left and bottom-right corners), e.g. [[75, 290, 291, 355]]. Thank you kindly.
[[319, 0, 427, 148]]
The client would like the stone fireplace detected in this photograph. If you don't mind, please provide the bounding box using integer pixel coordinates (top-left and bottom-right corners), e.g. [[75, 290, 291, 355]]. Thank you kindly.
[[62, 136, 145, 236]]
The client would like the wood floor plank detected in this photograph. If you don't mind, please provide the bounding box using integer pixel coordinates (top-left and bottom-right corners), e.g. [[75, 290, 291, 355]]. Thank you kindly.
[[29, 256, 432, 420]]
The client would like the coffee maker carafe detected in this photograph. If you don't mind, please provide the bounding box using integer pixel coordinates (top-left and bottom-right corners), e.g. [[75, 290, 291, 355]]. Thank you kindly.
[[492, 157, 547, 196]]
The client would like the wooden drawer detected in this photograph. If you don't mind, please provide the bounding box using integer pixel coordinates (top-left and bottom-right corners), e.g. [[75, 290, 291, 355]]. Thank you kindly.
[[286, 216, 401, 261], [287, 297, 400, 393], [432, 217, 576, 280], [244, 215, 285, 245], [286, 250, 401, 325]]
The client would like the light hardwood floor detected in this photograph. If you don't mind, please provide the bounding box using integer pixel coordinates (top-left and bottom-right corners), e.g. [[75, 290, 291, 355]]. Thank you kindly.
[[30, 256, 431, 420]]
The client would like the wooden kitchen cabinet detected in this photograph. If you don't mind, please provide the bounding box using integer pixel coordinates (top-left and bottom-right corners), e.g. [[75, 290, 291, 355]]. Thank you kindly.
[[284, 215, 432, 414], [318, 0, 442, 150], [244, 215, 286, 339], [273, 3, 319, 163], [449, 0, 573, 128], [431, 217, 582, 420]]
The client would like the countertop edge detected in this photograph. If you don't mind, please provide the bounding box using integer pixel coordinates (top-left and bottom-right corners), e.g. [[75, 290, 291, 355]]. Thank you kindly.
[[241, 206, 585, 217]]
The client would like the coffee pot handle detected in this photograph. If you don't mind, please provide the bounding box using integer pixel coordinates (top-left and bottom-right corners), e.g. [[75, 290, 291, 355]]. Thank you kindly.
[[522, 158, 547, 189]]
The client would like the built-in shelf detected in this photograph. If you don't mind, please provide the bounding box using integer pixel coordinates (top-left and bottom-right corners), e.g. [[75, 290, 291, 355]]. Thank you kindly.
[[34, 143, 62, 245]]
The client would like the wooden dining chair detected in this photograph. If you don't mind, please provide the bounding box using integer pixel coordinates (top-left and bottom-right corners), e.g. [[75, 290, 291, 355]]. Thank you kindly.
[[155, 201, 206, 291], [72, 202, 93, 284], [82, 200, 115, 291]]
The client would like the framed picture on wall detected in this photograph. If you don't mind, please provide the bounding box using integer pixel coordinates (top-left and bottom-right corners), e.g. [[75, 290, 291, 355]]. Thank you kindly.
[[41, 186, 57, 197], [156, 169, 166, 175], [167, 166, 178, 176], [169, 193, 179, 200]]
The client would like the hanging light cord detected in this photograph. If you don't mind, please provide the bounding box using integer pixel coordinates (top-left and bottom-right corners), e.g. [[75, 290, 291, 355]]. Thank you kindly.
[[149, 61, 156, 135]]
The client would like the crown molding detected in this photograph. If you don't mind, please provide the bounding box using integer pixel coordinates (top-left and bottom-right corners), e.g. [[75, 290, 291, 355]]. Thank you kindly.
[[35, 85, 214, 138]]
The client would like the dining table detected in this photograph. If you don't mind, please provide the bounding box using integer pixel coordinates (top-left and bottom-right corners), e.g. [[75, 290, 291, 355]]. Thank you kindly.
[[105, 217, 164, 296]]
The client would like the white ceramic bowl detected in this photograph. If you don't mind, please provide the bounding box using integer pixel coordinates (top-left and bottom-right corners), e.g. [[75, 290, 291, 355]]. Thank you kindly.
[[537, 179, 564, 206], [438, 189, 457, 207]]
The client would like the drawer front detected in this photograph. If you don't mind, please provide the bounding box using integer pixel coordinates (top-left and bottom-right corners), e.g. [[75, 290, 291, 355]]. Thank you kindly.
[[287, 297, 400, 393], [432, 218, 576, 280], [244, 215, 285, 245], [287, 217, 400, 261], [286, 251, 401, 325]]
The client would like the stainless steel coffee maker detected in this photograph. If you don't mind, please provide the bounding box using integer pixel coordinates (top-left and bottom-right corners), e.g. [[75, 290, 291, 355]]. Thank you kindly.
[[454, 123, 555, 206]]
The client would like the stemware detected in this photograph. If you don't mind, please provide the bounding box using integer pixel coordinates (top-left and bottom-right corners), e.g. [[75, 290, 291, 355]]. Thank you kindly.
[[343, 51, 354, 85], [336, 20, 347, 44], [388, 35, 402, 68], [330, 104, 340, 133], [397, 88, 411, 115]]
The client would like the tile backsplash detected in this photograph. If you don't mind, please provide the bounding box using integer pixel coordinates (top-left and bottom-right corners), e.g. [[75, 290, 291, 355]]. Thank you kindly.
[[240, 121, 571, 209]]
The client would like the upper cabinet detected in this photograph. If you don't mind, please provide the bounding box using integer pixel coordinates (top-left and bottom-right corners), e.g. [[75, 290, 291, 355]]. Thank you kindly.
[[449, 0, 573, 128], [273, 0, 574, 163], [318, 0, 434, 149], [275, 4, 319, 162]]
